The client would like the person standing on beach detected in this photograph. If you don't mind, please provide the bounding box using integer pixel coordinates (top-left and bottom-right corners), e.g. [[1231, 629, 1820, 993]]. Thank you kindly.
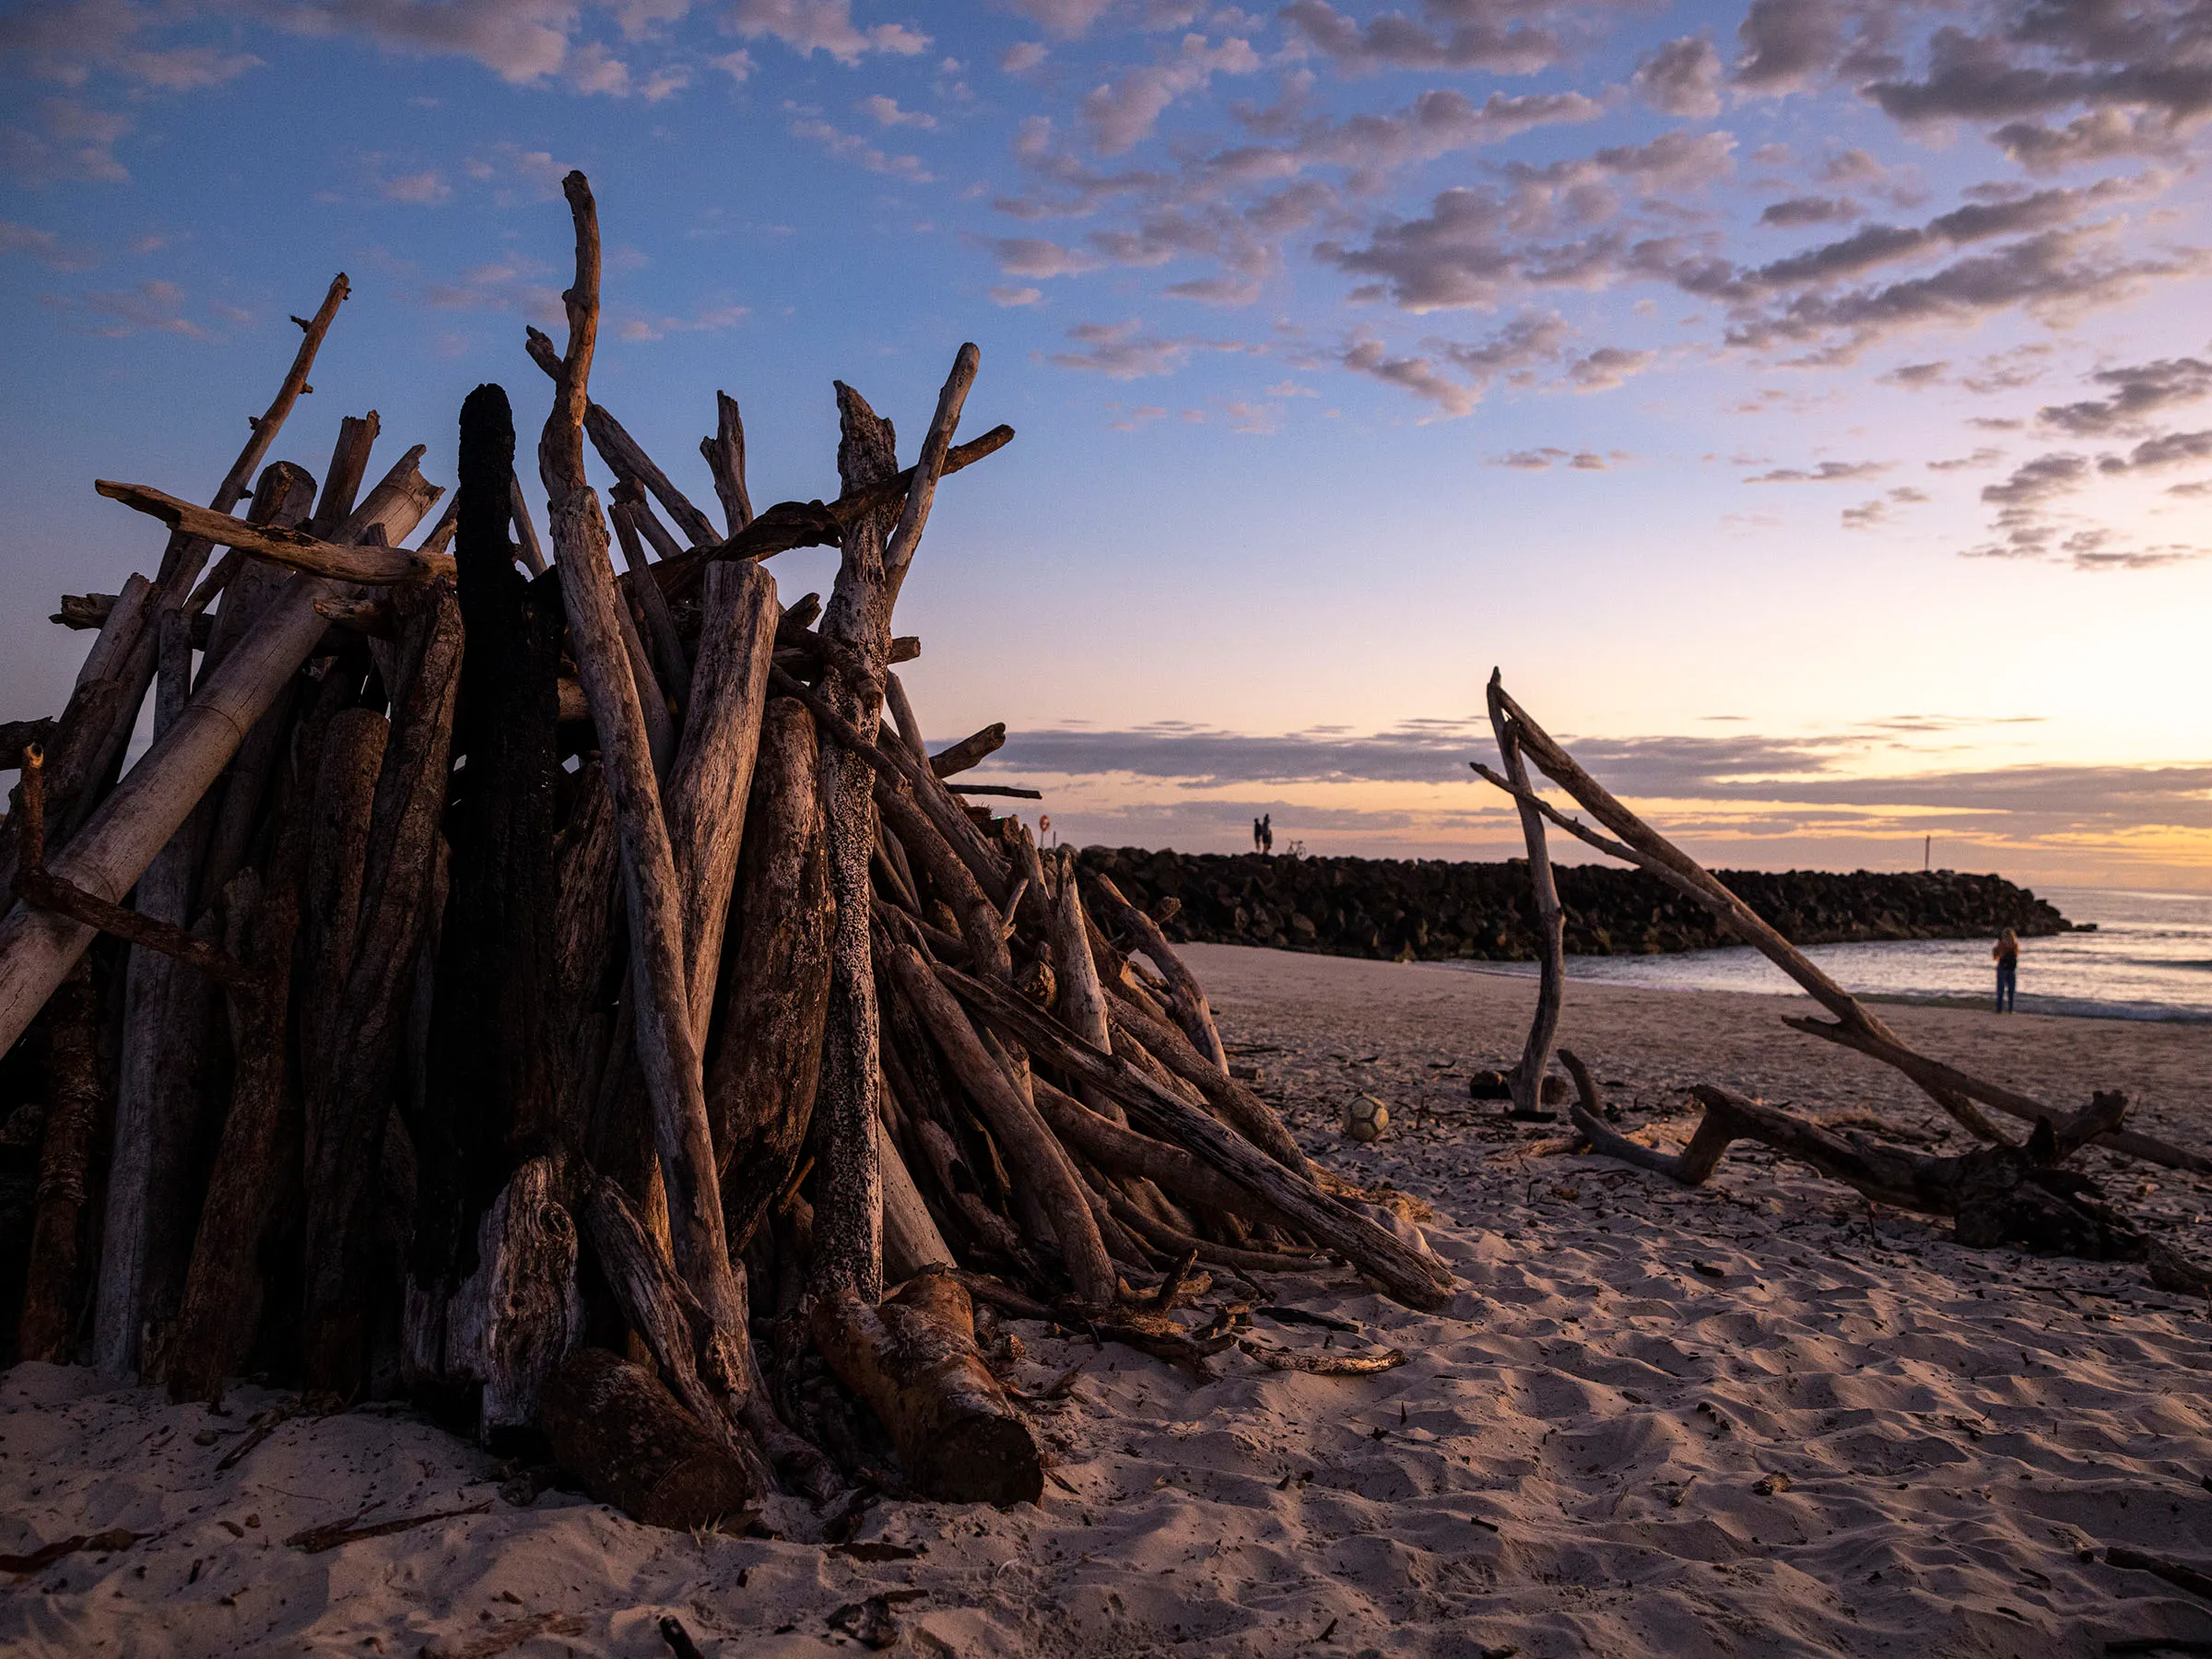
[[1993, 928, 2018, 1013], [1253, 817, 1265, 854], [1262, 814, 1274, 856]]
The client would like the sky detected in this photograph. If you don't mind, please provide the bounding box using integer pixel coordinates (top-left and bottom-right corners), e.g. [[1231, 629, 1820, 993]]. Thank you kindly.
[[2, 0, 2210, 891]]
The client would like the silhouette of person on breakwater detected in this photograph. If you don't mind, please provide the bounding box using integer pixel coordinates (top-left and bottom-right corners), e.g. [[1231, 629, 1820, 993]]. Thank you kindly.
[[1253, 817, 1265, 854], [1993, 927, 2018, 1013], [1261, 814, 1274, 856]]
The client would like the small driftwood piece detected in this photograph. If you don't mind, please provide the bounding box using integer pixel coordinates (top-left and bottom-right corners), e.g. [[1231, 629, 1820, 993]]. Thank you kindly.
[[930, 724, 1006, 779], [888, 942, 1118, 1305], [940, 962, 1455, 1310], [284, 1500, 494, 1555], [541, 1347, 762, 1529], [1572, 1084, 2149, 1260], [1090, 871, 1230, 1073], [810, 1266, 1042, 1506], [97, 480, 454, 585], [1486, 670, 1565, 1118]]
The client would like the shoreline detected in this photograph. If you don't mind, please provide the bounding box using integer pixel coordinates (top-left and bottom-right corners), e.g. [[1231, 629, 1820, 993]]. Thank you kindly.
[[1438, 957, 2212, 1025]]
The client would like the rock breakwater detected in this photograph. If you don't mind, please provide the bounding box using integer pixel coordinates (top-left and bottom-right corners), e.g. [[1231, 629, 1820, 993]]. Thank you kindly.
[[1077, 848, 2071, 963]]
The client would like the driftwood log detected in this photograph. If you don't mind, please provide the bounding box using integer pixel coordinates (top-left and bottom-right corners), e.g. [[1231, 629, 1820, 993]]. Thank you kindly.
[[0, 174, 1490, 1532]]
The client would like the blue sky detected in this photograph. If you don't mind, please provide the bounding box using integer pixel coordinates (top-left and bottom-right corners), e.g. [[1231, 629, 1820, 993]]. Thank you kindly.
[[5, 0, 2211, 887]]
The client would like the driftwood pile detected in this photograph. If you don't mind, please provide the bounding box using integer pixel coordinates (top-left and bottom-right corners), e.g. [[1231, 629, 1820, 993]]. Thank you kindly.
[[0, 173, 1447, 1524], [1473, 674, 2212, 1291]]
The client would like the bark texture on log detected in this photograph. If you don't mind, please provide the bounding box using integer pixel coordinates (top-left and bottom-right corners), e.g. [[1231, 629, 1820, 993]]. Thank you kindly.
[[810, 1268, 1042, 1507], [537, 171, 747, 1385], [707, 698, 831, 1251], [888, 943, 1118, 1306], [441, 1156, 582, 1441], [540, 1347, 761, 1529], [15, 959, 101, 1363], [665, 559, 778, 1049], [415, 383, 565, 1293], [300, 582, 463, 1394]]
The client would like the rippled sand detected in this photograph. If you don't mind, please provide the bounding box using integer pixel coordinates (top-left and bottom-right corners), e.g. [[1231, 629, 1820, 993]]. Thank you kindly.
[[5, 945, 2210, 1656]]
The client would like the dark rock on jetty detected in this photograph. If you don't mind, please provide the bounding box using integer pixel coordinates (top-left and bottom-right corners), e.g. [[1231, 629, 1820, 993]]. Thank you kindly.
[[1077, 848, 2071, 964]]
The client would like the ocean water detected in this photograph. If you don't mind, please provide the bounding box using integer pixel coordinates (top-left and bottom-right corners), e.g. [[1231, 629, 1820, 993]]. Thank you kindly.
[[1455, 886, 2212, 1023]]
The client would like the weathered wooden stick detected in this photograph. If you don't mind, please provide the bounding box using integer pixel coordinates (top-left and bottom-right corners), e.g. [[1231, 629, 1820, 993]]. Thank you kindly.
[[14, 957, 100, 1362], [931, 724, 1006, 779], [810, 1267, 1042, 1506], [610, 488, 693, 707], [63, 276, 351, 861], [0, 576, 149, 900], [1487, 670, 1564, 1118], [1103, 987, 1307, 1171], [805, 378, 904, 1304], [1111, 1193, 1323, 1273], [1480, 677, 2004, 1143], [1572, 1084, 2143, 1259], [1030, 1076, 1258, 1217], [413, 383, 567, 1294], [1090, 871, 1230, 1073], [9, 747, 249, 988], [665, 560, 778, 1047], [939, 962, 1454, 1309], [700, 392, 752, 536], [97, 479, 455, 585], [539, 1347, 761, 1530], [510, 473, 547, 575], [886, 942, 1118, 1304], [301, 582, 464, 1394], [707, 698, 831, 1248], [878, 1119, 956, 1278], [671, 424, 1015, 576], [538, 171, 749, 1390], [160, 677, 337, 1401], [881, 669, 928, 767], [523, 324, 722, 547], [300, 709, 387, 1087], [873, 779, 1010, 981], [308, 411, 380, 538]]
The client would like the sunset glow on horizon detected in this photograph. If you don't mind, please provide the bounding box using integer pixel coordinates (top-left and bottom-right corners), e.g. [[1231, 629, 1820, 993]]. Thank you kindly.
[[3, 0, 2209, 888]]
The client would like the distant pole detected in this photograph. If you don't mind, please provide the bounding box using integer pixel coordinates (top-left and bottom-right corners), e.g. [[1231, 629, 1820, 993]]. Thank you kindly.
[[1924, 834, 1931, 873]]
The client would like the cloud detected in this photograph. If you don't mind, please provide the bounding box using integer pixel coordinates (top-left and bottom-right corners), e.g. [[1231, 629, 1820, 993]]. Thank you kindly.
[[2038, 356, 2212, 436], [610, 300, 747, 340], [0, 0, 259, 92], [380, 165, 451, 203], [1001, 41, 1047, 74], [992, 235, 1104, 278], [856, 92, 934, 128], [1633, 34, 1723, 118], [44, 276, 208, 337], [1745, 459, 1889, 482], [2, 96, 130, 186], [1080, 32, 1259, 155], [1496, 446, 1612, 470], [788, 115, 932, 182], [1926, 446, 2005, 471], [1282, 0, 1571, 76], [988, 283, 1042, 306], [1564, 344, 1653, 391], [1006, 0, 1115, 38], [0, 218, 96, 270], [1760, 194, 1858, 228], [1338, 334, 1479, 417], [730, 0, 929, 65], [1107, 402, 1168, 430], [1047, 317, 1240, 378]]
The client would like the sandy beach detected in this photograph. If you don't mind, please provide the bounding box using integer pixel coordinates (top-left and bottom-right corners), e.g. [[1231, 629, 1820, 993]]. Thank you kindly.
[[6, 943, 2212, 1657]]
